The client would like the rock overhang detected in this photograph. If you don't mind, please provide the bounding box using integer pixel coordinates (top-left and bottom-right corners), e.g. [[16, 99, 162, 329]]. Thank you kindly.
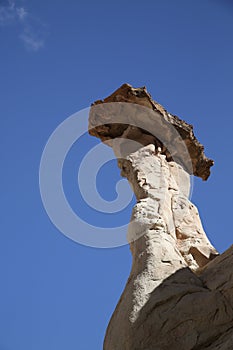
[[89, 83, 214, 180]]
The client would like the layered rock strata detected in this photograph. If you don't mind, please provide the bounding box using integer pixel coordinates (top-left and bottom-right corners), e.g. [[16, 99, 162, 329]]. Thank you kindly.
[[88, 85, 233, 350]]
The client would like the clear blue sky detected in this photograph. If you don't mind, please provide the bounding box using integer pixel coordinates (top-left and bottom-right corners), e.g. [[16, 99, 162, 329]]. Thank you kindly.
[[1, 0, 233, 349]]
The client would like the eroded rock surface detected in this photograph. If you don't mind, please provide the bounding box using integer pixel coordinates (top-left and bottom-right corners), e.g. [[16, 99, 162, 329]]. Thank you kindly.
[[89, 83, 214, 180], [88, 85, 233, 350]]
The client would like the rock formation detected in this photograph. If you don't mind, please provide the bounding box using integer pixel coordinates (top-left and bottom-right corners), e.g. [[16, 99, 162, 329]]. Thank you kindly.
[[89, 83, 214, 181], [89, 84, 233, 350]]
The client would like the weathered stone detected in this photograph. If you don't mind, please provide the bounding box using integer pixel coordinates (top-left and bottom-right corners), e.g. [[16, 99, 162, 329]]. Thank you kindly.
[[89, 83, 214, 180], [88, 85, 233, 350]]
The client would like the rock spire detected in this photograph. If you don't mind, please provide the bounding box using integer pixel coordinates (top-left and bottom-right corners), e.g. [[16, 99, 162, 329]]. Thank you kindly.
[[88, 84, 233, 350]]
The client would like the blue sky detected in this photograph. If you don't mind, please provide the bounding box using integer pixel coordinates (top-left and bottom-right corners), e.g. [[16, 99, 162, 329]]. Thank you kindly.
[[1, 0, 233, 349]]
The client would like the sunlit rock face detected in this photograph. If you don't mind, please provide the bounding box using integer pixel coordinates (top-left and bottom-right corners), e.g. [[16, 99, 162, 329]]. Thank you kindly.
[[89, 83, 214, 181], [89, 85, 233, 350]]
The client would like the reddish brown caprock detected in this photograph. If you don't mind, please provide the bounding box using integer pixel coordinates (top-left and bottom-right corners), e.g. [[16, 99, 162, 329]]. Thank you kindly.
[[89, 83, 214, 180]]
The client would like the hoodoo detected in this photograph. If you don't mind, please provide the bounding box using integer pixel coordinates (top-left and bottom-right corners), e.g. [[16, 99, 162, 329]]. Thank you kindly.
[[89, 84, 233, 350]]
